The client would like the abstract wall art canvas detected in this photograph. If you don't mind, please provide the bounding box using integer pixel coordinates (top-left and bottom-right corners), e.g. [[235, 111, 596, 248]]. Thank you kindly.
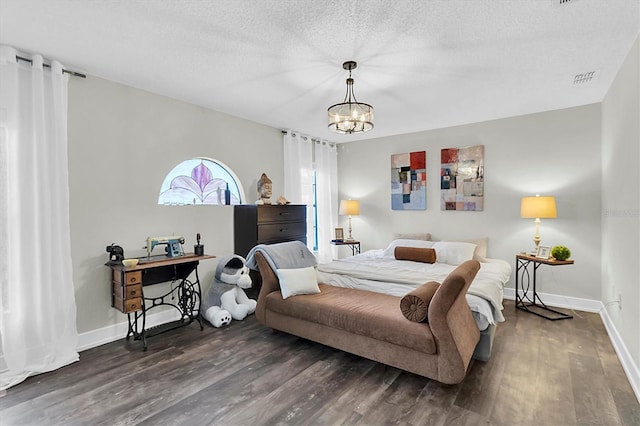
[[391, 151, 426, 210], [441, 145, 484, 211]]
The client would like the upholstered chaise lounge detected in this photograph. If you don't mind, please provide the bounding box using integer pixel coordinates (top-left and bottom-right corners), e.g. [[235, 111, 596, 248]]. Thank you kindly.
[[254, 252, 481, 384]]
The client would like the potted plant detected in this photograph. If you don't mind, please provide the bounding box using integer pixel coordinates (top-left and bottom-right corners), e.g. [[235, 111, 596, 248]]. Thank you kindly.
[[551, 245, 571, 261]]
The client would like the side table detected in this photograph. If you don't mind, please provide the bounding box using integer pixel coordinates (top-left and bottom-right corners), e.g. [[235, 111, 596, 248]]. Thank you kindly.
[[515, 254, 574, 320], [331, 240, 361, 256]]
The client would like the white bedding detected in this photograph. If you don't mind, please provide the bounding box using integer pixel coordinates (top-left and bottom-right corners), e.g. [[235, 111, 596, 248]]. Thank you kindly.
[[316, 249, 511, 329]]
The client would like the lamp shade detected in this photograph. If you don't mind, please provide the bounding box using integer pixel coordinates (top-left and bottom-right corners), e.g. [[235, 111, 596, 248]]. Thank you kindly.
[[521, 196, 557, 219], [339, 199, 360, 216]]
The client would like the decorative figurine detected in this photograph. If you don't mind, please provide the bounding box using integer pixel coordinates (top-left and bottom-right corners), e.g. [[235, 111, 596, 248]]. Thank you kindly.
[[194, 232, 204, 256], [256, 173, 273, 205], [106, 243, 125, 263], [276, 195, 290, 205]]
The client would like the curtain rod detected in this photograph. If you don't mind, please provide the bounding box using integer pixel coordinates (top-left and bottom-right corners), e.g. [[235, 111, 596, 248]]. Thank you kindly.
[[16, 55, 86, 78], [281, 130, 326, 144]]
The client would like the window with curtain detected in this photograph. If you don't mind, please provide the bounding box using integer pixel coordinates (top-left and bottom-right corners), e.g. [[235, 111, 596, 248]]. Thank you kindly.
[[283, 132, 338, 263], [0, 46, 79, 390]]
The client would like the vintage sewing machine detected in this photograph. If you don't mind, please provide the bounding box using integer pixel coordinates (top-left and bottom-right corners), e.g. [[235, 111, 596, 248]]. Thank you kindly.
[[145, 236, 185, 258]]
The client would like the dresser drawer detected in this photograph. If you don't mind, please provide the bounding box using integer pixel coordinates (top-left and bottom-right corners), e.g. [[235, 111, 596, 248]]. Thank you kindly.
[[257, 205, 306, 223], [113, 283, 142, 300], [113, 296, 142, 313], [258, 221, 307, 242], [113, 270, 142, 286]]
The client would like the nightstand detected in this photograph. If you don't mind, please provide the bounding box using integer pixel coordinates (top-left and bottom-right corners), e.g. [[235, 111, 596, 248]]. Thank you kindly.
[[331, 240, 361, 256], [515, 254, 574, 320]]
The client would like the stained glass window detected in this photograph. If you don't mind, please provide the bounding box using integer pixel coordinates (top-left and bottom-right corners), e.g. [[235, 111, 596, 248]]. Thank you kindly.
[[158, 157, 245, 205]]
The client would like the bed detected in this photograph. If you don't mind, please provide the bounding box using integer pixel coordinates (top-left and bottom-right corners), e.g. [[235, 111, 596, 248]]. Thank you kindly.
[[316, 238, 512, 360]]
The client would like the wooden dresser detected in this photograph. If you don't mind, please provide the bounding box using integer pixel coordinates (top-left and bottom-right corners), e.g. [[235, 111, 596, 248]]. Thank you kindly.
[[234, 204, 307, 258]]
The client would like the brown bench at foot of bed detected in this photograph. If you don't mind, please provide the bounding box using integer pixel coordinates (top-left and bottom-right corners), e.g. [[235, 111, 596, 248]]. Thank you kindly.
[[254, 252, 481, 385]]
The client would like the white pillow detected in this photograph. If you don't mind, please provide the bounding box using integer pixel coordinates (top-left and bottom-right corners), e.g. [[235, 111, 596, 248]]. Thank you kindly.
[[392, 232, 432, 241], [276, 266, 320, 299], [432, 241, 477, 265], [444, 237, 488, 261], [382, 239, 435, 257]]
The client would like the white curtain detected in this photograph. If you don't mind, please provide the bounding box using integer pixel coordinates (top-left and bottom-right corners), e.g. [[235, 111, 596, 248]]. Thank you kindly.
[[283, 131, 314, 244], [0, 45, 79, 390], [314, 140, 338, 263], [283, 131, 338, 262]]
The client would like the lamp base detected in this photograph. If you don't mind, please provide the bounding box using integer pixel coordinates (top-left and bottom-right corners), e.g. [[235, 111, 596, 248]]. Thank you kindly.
[[533, 219, 541, 252]]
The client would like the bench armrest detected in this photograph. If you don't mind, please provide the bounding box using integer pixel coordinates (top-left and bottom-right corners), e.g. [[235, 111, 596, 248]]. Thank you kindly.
[[428, 259, 481, 383]]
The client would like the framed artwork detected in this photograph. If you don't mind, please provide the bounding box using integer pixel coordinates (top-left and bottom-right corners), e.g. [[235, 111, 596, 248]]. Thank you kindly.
[[441, 145, 484, 211], [391, 151, 426, 210], [334, 228, 344, 241], [536, 245, 551, 259]]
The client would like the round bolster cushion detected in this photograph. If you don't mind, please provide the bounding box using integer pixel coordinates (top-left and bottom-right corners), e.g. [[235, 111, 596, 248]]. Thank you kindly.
[[400, 281, 441, 322], [394, 246, 437, 264]]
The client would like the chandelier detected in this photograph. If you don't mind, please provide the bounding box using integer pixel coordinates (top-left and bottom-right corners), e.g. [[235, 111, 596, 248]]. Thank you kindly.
[[328, 61, 374, 134]]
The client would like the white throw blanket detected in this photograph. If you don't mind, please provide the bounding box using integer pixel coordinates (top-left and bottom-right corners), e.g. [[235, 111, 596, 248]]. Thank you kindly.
[[317, 250, 511, 323], [246, 241, 317, 272]]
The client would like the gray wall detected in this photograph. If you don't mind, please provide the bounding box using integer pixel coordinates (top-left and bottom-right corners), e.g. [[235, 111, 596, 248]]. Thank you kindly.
[[337, 105, 602, 300], [67, 76, 284, 334], [602, 35, 640, 368]]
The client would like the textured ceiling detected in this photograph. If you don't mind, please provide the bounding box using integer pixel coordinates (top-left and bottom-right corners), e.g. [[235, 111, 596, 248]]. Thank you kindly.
[[1, 0, 638, 142]]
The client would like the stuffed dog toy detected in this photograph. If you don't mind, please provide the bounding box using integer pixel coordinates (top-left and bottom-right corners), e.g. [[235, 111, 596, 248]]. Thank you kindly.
[[201, 254, 256, 327]]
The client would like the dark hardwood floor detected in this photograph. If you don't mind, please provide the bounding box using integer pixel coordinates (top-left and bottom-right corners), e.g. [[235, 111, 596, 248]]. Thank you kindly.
[[1, 300, 638, 425]]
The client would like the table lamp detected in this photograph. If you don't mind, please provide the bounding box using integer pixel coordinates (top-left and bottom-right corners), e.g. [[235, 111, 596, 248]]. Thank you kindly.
[[521, 195, 557, 251], [339, 199, 360, 241]]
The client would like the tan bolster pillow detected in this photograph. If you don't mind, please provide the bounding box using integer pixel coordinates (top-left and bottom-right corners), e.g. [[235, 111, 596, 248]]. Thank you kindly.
[[394, 246, 437, 264], [400, 281, 440, 322]]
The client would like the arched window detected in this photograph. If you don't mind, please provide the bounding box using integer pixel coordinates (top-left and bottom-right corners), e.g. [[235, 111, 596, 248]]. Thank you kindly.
[[158, 157, 246, 205]]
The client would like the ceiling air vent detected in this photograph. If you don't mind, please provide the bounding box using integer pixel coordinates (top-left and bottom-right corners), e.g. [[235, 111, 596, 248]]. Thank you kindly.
[[553, 0, 580, 6], [573, 70, 599, 85]]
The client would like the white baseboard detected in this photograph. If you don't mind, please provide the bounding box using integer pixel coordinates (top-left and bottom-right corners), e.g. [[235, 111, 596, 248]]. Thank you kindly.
[[504, 288, 640, 404], [600, 307, 640, 404], [503, 287, 602, 312], [76, 309, 180, 352]]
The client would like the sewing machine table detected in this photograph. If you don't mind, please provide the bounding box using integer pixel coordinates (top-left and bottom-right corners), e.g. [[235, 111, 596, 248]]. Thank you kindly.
[[107, 253, 215, 350]]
